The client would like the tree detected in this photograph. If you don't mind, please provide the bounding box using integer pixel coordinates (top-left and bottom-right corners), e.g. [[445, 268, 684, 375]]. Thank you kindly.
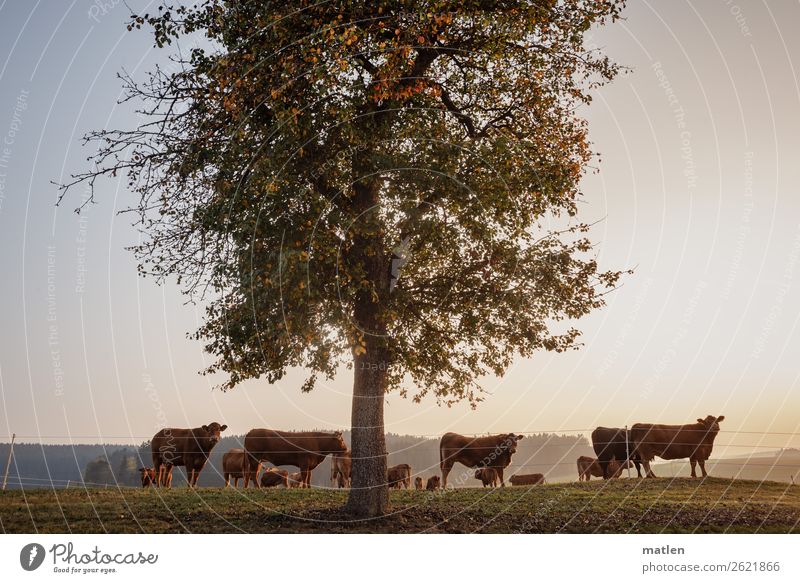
[[59, 0, 626, 516], [83, 457, 113, 486]]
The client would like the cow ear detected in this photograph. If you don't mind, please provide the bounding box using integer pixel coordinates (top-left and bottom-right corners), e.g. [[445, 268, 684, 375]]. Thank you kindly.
[[697, 418, 704, 424], [516, 434, 524, 440], [220, 424, 228, 431], [716, 415, 725, 422], [202, 425, 209, 432]]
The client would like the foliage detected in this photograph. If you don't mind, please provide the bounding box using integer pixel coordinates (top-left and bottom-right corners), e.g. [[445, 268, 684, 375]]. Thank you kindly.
[[59, 0, 626, 406]]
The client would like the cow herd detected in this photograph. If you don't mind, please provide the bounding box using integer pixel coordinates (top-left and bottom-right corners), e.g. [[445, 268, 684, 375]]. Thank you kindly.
[[136, 415, 726, 490]]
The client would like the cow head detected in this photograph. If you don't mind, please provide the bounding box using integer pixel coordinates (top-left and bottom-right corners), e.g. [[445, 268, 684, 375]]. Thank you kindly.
[[331, 431, 348, 454], [200, 422, 228, 448], [696, 415, 725, 431], [503, 433, 524, 455]]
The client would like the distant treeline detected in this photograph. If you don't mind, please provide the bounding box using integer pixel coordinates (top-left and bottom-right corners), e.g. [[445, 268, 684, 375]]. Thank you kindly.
[[0, 432, 593, 489]]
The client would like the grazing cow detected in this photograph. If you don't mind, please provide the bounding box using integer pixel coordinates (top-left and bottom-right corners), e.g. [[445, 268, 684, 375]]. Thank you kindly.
[[387, 464, 412, 489], [138, 467, 155, 488], [576, 456, 630, 481], [591, 426, 643, 480], [243, 429, 348, 488], [330, 451, 352, 488], [222, 448, 251, 488], [426, 475, 441, 490], [287, 472, 304, 488], [414, 476, 424, 490], [631, 415, 725, 478], [260, 468, 290, 488], [439, 432, 524, 488], [151, 422, 227, 488], [509, 473, 545, 486], [474, 468, 499, 488]]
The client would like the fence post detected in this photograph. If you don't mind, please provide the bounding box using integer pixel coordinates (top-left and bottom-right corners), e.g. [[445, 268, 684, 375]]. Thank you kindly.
[[2, 433, 15, 490], [624, 425, 631, 479]]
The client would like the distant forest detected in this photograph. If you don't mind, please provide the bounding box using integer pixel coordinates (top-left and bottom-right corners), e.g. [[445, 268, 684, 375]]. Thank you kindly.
[[0, 432, 594, 489]]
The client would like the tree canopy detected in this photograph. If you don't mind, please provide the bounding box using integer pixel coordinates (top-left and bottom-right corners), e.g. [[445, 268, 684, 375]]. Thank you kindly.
[[61, 0, 626, 411]]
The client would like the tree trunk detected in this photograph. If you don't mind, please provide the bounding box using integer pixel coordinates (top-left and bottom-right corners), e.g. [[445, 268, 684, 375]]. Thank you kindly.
[[345, 342, 390, 517], [344, 175, 391, 517]]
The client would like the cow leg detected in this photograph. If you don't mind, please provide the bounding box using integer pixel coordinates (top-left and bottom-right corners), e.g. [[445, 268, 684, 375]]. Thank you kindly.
[[634, 461, 642, 478], [187, 467, 195, 487], [497, 467, 505, 488], [153, 460, 162, 488], [690, 458, 697, 478], [698, 459, 708, 478], [441, 463, 453, 489], [165, 466, 173, 488], [642, 460, 655, 478]]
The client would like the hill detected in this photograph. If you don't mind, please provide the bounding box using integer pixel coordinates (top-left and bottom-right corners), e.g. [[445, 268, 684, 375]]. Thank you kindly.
[[1, 478, 797, 533]]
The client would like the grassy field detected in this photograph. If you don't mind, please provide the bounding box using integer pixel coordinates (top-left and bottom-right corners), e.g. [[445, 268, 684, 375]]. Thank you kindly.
[[1, 478, 799, 534]]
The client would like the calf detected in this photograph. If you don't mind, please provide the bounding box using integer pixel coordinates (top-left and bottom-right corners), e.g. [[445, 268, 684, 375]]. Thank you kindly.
[[474, 468, 499, 487], [260, 468, 290, 488], [576, 456, 629, 481], [222, 448, 250, 488], [330, 451, 352, 488], [414, 476, 424, 490], [509, 473, 545, 486], [426, 475, 441, 490], [387, 464, 412, 489], [138, 467, 155, 488], [287, 472, 304, 488]]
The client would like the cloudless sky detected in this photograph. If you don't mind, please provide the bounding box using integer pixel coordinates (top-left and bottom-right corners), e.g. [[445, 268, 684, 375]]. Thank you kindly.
[[1, 1, 798, 457]]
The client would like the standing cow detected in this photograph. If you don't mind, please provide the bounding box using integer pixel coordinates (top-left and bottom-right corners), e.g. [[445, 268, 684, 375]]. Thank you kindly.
[[330, 451, 352, 488], [243, 429, 348, 488], [474, 468, 499, 487], [223, 448, 252, 488], [387, 464, 412, 489], [591, 426, 642, 480], [150, 422, 227, 488], [576, 456, 630, 481], [632, 415, 725, 478], [439, 432, 524, 488]]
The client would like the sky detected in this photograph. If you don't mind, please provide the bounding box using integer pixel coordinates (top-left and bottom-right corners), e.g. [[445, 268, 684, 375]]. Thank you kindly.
[[0, 1, 799, 458]]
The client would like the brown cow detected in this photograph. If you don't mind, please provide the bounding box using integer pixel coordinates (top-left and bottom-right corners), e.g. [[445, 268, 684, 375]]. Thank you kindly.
[[474, 467, 499, 487], [576, 456, 630, 481], [426, 475, 441, 490], [387, 464, 412, 489], [509, 473, 545, 486], [151, 422, 227, 488], [222, 448, 249, 488], [414, 476, 424, 490], [439, 432, 524, 488], [330, 451, 352, 488], [287, 471, 304, 488], [260, 468, 290, 488], [138, 467, 155, 488], [243, 429, 348, 488], [632, 415, 725, 478]]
